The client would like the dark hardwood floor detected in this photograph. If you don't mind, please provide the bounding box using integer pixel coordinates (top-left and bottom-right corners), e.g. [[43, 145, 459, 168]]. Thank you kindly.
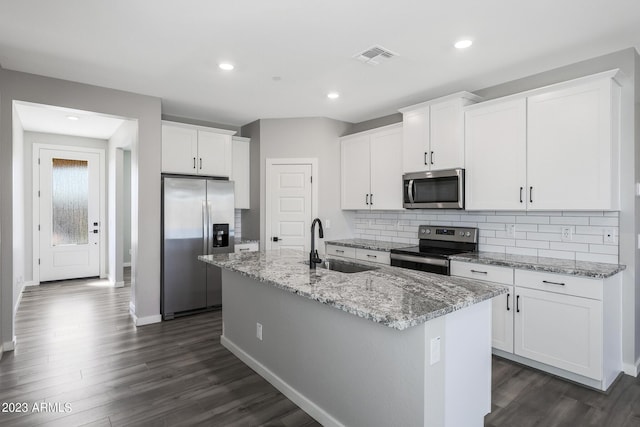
[[1, 270, 639, 426]]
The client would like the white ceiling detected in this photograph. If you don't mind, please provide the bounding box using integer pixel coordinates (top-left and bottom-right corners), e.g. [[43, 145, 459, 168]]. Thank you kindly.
[[1, 1, 639, 126], [14, 102, 125, 139]]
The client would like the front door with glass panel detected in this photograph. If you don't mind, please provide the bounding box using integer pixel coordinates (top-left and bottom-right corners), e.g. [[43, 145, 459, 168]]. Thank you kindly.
[[38, 148, 101, 281]]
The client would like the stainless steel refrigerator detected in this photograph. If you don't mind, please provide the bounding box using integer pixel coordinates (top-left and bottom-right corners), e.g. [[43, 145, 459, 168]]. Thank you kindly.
[[161, 175, 234, 320]]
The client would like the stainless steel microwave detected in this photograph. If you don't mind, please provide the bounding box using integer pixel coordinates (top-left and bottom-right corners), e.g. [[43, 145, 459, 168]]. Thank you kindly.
[[403, 168, 464, 209]]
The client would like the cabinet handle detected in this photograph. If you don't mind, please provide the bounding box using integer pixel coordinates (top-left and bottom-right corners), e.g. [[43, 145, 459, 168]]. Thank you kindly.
[[519, 187, 523, 203], [193, 157, 196, 169], [366, 194, 369, 205], [370, 194, 373, 205], [506, 293, 510, 311], [516, 295, 520, 313], [336, 249, 344, 253], [529, 186, 533, 203], [542, 280, 565, 286], [430, 151, 434, 165], [367, 254, 377, 258], [470, 269, 487, 274], [239, 248, 249, 252], [424, 152, 428, 165], [199, 158, 203, 169]]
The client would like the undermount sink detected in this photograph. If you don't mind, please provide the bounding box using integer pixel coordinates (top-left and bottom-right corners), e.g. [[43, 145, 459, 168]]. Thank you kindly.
[[304, 259, 379, 274]]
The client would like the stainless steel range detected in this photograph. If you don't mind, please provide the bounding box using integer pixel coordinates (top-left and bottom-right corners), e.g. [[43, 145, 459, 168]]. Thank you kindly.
[[390, 225, 478, 275]]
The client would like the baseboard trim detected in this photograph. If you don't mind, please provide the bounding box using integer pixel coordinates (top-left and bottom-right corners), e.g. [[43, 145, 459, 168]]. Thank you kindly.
[[134, 314, 161, 326], [221, 335, 344, 427], [14, 287, 24, 316], [623, 358, 640, 377], [123, 262, 131, 268], [24, 281, 38, 287], [3, 336, 16, 352], [113, 281, 125, 288]]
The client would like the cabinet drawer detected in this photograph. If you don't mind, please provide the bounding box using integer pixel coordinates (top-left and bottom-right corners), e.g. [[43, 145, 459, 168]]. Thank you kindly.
[[355, 248, 390, 265], [515, 270, 602, 300], [235, 243, 259, 253], [326, 245, 356, 258], [450, 261, 514, 285]]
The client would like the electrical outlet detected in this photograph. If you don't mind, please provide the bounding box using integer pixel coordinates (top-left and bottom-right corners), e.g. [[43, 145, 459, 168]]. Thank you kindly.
[[604, 228, 616, 244], [430, 336, 441, 365], [325, 219, 331, 229], [507, 224, 516, 238], [561, 226, 572, 242], [256, 323, 263, 341]]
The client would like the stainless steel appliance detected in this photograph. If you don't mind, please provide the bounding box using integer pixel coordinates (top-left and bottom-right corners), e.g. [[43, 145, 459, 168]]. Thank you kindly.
[[390, 225, 477, 275], [161, 175, 234, 320], [403, 168, 465, 209]]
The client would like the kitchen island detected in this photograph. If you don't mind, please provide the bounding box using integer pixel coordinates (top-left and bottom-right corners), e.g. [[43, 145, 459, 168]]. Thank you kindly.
[[199, 249, 507, 427]]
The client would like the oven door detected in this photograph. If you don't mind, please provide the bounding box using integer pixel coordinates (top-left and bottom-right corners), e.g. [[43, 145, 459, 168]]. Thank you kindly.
[[390, 253, 450, 275], [403, 169, 464, 209]]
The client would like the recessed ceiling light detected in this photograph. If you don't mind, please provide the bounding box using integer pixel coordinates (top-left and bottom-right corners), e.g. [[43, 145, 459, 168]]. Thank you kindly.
[[454, 39, 473, 49], [219, 63, 234, 71], [67, 115, 79, 121], [327, 92, 340, 100]]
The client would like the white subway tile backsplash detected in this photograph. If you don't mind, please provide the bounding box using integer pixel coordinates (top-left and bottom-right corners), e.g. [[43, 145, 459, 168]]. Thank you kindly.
[[350, 210, 619, 264]]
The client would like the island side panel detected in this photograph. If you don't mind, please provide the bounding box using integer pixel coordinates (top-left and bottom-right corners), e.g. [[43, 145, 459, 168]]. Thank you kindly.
[[220, 269, 430, 427]]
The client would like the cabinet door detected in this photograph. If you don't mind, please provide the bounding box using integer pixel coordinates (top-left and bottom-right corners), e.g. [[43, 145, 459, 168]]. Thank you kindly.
[[527, 79, 616, 210], [198, 130, 231, 177], [370, 127, 403, 210], [492, 289, 514, 353], [162, 124, 198, 174], [514, 287, 602, 380], [430, 99, 464, 170], [341, 135, 371, 210], [402, 108, 429, 173], [465, 99, 527, 210], [231, 138, 250, 209]]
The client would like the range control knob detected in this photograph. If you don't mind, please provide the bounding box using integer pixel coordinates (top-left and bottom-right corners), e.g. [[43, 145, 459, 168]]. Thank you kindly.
[[459, 232, 464, 236], [425, 229, 431, 234], [465, 231, 471, 237]]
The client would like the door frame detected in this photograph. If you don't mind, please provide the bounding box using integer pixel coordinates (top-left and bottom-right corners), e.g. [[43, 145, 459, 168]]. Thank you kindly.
[[265, 158, 318, 251], [32, 143, 107, 284]]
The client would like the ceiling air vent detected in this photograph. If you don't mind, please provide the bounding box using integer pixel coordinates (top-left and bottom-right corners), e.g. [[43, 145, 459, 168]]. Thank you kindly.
[[354, 45, 398, 65]]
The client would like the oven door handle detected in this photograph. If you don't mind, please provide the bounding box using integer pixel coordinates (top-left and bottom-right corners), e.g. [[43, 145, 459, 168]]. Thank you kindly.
[[391, 253, 449, 267], [408, 179, 415, 204]]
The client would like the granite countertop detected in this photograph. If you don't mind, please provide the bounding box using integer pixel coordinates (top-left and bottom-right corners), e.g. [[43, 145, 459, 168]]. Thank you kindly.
[[450, 252, 626, 279], [199, 249, 506, 331], [324, 238, 412, 252]]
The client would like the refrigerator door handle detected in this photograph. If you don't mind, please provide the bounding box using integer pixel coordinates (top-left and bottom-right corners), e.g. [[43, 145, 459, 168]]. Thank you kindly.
[[202, 201, 208, 255], [207, 202, 213, 254]]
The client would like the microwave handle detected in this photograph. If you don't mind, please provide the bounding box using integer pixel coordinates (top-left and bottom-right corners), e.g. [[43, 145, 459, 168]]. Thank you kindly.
[[408, 179, 415, 204]]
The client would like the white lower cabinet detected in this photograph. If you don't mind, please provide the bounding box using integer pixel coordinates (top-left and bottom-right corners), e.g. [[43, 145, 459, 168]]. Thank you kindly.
[[451, 260, 622, 390], [325, 244, 390, 265], [234, 242, 259, 253]]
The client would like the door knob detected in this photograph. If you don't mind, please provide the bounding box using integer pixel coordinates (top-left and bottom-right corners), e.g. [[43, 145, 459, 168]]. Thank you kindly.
[[272, 237, 279, 242]]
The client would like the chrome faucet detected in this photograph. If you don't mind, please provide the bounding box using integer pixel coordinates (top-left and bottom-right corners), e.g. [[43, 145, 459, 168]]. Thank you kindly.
[[309, 218, 324, 269]]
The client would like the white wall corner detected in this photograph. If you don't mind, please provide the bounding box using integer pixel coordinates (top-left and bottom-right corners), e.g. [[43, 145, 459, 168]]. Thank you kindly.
[[129, 301, 136, 314]]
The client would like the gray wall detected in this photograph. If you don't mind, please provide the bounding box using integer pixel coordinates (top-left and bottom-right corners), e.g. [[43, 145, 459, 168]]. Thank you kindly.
[[344, 112, 402, 136], [161, 114, 240, 134], [258, 117, 353, 251], [240, 120, 261, 240], [0, 67, 162, 352]]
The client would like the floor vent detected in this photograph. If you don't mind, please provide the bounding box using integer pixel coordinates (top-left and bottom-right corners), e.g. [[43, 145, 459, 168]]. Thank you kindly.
[[354, 45, 398, 65]]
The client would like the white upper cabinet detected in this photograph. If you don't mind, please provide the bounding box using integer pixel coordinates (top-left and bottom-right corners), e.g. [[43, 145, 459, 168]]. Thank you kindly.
[[198, 130, 232, 177], [465, 98, 527, 210], [161, 124, 198, 175], [341, 124, 402, 210], [161, 121, 235, 177], [400, 92, 481, 173], [527, 78, 620, 210], [231, 136, 251, 209], [464, 70, 621, 211]]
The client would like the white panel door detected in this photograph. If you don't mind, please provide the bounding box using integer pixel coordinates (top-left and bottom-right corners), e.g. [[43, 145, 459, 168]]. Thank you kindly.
[[492, 288, 514, 353], [370, 127, 403, 210], [402, 108, 430, 173], [430, 99, 464, 170], [341, 134, 371, 210], [38, 149, 101, 281], [465, 99, 527, 210], [514, 287, 602, 380], [527, 79, 614, 210], [198, 130, 231, 177], [269, 164, 312, 252], [161, 124, 198, 174]]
